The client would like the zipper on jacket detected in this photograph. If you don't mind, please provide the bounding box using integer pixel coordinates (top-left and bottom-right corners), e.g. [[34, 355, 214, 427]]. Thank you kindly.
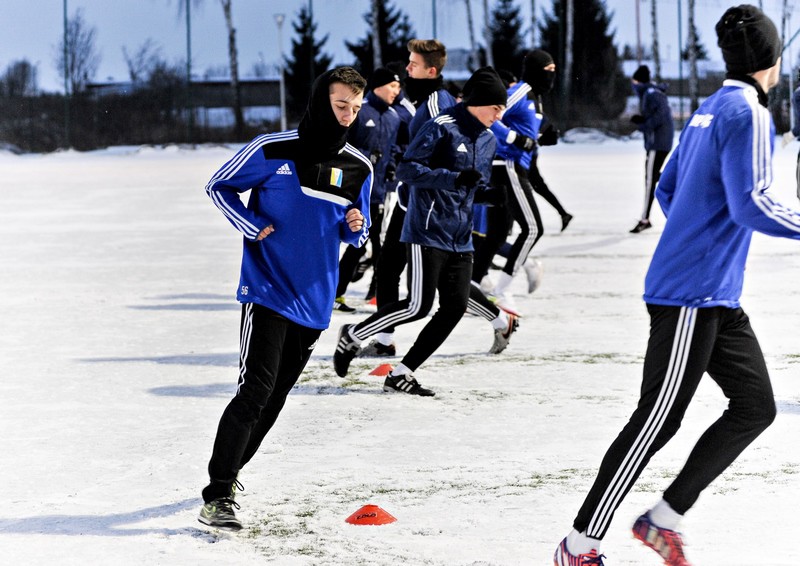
[[425, 199, 436, 230]]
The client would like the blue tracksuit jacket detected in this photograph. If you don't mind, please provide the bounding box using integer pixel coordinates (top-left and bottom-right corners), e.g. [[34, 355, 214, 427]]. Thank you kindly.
[[635, 82, 674, 152], [397, 103, 497, 253], [206, 132, 372, 329], [490, 81, 540, 169], [645, 79, 800, 308]]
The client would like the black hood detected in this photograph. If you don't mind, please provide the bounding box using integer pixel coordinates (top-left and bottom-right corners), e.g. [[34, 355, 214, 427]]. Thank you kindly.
[[297, 70, 353, 164]]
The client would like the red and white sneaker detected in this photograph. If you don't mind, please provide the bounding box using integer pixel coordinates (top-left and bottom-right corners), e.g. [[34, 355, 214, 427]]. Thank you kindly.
[[632, 513, 691, 566], [553, 537, 605, 565]]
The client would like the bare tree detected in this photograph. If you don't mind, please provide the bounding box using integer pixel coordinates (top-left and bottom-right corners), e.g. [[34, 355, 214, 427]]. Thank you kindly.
[[464, 0, 479, 69], [371, 0, 382, 69], [123, 38, 163, 83], [0, 59, 38, 97], [482, 0, 494, 66], [174, 0, 244, 137], [650, 0, 661, 80], [55, 8, 101, 94], [687, 0, 699, 111]]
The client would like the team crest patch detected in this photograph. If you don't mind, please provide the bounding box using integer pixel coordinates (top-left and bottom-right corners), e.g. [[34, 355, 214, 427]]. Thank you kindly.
[[330, 167, 343, 187]]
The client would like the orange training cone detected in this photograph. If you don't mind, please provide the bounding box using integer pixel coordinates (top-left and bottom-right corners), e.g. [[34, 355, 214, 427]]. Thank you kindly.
[[345, 504, 397, 526], [369, 363, 393, 377]]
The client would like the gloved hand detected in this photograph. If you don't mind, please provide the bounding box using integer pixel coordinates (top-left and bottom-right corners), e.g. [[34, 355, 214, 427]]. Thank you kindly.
[[369, 150, 382, 165], [538, 125, 559, 146], [630, 114, 645, 125], [511, 133, 536, 151], [782, 131, 796, 148], [384, 164, 396, 183], [455, 168, 482, 187]]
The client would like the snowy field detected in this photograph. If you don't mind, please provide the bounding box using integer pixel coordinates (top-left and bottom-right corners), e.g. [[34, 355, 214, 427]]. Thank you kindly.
[[1, 133, 799, 565]]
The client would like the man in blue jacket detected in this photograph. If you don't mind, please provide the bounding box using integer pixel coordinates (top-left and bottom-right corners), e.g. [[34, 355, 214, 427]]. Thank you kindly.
[[334, 67, 402, 312], [199, 67, 372, 530], [784, 68, 800, 197], [333, 67, 508, 396], [629, 64, 675, 233], [555, 6, 800, 565]]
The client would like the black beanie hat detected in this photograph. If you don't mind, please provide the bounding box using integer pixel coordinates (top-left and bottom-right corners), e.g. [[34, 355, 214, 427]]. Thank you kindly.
[[368, 67, 401, 91], [461, 66, 508, 107], [716, 4, 781, 75], [632, 65, 650, 83]]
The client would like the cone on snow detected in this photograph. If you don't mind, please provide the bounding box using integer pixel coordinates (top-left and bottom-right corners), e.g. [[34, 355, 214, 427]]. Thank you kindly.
[[369, 363, 393, 376], [345, 504, 397, 526]]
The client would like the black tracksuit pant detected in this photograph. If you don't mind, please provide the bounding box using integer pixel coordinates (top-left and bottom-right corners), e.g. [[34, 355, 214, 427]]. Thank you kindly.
[[203, 304, 321, 502], [473, 160, 543, 281], [351, 243, 472, 372], [574, 305, 776, 539], [374, 204, 407, 332], [336, 202, 384, 298], [639, 149, 670, 221]]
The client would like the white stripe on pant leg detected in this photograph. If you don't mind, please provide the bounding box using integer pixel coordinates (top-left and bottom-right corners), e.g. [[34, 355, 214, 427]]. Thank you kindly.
[[587, 307, 697, 538], [641, 150, 656, 220], [355, 244, 426, 338], [237, 303, 254, 394], [506, 160, 538, 275]]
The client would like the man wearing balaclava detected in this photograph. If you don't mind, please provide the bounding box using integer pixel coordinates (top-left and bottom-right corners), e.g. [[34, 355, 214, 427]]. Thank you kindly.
[[555, 6, 800, 565], [199, 67, 373, 531], [629, 64, 675, 234], [474, 49, 555, 316], [333, 67, 516, 395]]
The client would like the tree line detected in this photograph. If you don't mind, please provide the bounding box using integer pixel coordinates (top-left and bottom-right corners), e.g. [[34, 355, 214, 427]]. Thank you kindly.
[[1, 0, 793, 152]]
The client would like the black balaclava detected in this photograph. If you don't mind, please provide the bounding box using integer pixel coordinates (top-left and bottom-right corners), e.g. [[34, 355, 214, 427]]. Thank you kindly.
[[521, 49, 555, 95], [403, 75, 445, 107], [297, 69, 355, 164]]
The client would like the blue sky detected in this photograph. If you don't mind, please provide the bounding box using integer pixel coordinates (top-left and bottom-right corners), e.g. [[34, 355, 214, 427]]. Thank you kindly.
[[1, 0, 796, 92]]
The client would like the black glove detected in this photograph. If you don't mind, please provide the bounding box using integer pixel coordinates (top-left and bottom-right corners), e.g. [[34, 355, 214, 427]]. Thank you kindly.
[[630, 114, 645, 125], [455, 168, 482, 188], [538, 125, 559, 146], [474, 186, 505, 206], [384, 163, 396, 183], [369, 150, 382, 165], [511, 133, 536, 151]]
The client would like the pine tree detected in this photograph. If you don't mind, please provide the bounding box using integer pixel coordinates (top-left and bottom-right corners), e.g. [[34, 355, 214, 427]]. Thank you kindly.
[[345, 1, 416, 75], [539, 0, 629, 125], [489, 0, 526, 77], [284, 5, 333, 122]]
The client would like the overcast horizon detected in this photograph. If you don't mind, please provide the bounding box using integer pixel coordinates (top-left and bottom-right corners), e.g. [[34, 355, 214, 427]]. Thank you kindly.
[[1, 0, 797, 93]]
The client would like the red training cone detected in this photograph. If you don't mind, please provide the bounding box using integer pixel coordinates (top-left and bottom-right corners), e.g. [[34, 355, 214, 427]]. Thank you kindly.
[[369, 363, 393, 377], [345, 504, 397, 526]]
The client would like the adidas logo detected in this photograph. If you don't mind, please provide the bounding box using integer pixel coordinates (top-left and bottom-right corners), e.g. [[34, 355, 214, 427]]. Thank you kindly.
[[365, 119, 376, 127], [456, 143, 468, 153], [276, 163, 292, 175]]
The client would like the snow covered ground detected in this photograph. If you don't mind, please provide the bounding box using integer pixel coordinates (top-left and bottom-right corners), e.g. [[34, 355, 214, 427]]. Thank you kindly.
[[1, 134, 799, 565]]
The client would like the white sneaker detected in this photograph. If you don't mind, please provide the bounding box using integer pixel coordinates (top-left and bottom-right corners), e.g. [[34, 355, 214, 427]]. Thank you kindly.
[[491, 292, 522, 317], [523, 258, 543, 294]]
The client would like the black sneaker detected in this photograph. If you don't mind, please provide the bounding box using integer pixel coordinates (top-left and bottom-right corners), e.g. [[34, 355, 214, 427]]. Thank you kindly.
[[358, 339, 396, 357], [351, 258, 371, 282], [333, 297, 356, 312], [198, 497, 242, 531], [333, 324, 360, 377], [383, 373, 435, 396], [629, 219, 652, 233], [560, 213, 573, 232]]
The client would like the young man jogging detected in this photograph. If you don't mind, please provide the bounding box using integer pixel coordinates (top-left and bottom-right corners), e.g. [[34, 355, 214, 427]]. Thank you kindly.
[[199, 67, 372, 530], [554, 5, 800, 564], [628, 64, 675, 234], [333, 67, 508, 396]]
